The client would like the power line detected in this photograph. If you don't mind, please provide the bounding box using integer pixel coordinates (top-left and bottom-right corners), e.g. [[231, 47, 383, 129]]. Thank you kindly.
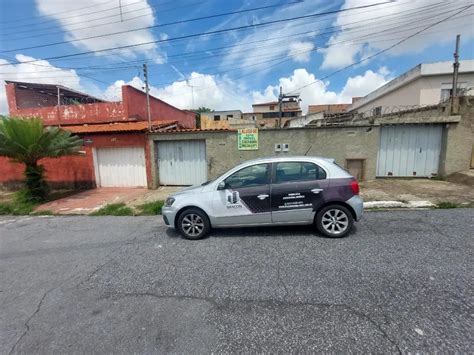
[[286, 4, 474, 95], [2, 10, 470, 87], [3, 1, 470, 97], [0, 0, 178, 30], [0, 1, 392, 66], [0, 0, 116, 24], [0, 1, 302, 52], [1, 0, 205, 40], [0, 1, 463, 75], [0, 0, 425, 70], [5, 15, 470, 88]]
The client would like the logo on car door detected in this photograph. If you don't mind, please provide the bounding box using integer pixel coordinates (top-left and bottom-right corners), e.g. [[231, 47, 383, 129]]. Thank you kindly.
[[225, 190, 242, 209]]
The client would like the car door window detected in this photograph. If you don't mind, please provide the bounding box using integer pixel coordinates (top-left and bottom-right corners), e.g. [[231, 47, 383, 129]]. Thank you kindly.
[[275, 162, 326, 183], [224, 163, 270, 188]]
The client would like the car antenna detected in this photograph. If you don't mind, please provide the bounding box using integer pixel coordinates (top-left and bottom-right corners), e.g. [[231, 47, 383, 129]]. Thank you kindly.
[[304, 145, 312, 156]]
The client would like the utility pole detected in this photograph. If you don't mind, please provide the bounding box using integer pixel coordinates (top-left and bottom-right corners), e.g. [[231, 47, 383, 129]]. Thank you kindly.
[[143, 63, 152, 130], [452, 34, 460, 98], [187, 81, 195, 109], [451, 34, 461, 114], [278, 86, 283, 128], [56, 86, 61, 127], [277, 87, 300, 129], [119, 0, 123, 22]]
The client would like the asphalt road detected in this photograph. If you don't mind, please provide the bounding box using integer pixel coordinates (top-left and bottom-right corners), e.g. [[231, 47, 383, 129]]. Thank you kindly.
[[0, 209, 472, 354]]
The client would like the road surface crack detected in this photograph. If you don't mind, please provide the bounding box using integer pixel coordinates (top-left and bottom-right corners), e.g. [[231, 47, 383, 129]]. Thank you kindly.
[[8, 287, 54, 355], [102, 291, 402, 353]]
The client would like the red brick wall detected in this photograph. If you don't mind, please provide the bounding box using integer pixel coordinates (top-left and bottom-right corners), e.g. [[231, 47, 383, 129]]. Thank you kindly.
[[0, 155, 94, 189], [6, 83, 195, 128], [0, 132, 153, 189], [9, 102, 126, 126], [122, 86, 196, 128]]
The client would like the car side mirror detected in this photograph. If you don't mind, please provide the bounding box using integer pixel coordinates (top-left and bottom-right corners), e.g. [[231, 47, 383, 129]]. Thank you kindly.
[[217, 181, 227, 190]]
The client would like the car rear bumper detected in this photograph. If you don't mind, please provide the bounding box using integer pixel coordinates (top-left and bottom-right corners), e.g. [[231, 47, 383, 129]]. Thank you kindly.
[[346, 195, 363, 221]]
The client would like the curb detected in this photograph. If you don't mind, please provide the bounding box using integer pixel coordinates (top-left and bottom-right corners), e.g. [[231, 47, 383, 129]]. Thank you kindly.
[[363, 200, 435, 209]]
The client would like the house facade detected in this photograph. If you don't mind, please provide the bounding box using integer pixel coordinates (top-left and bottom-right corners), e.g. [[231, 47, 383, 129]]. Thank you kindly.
[[0, 81, 195, 189], [308, 103, 350, 114], [200, 110, 256, 129], [148, 97, 473, 186], [349, 60, 474, 113], [246, 100, 303, 128]]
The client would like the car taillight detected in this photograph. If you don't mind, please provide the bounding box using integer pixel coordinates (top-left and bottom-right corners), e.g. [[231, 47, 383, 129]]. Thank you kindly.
[[350, 180, 360, 195]]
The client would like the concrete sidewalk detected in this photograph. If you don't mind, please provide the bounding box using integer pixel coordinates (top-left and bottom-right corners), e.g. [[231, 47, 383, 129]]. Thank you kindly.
[[28, 178, 473, 215], [35, 188, 149, 214], [360, 178, 474, 204], [34, 186, 182, 215]]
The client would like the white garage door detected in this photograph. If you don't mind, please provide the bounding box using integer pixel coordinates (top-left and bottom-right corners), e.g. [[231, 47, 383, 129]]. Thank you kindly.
[[95, 147, 147, 187], [157, 140, 207, 185], [377, 125, 443, 177]]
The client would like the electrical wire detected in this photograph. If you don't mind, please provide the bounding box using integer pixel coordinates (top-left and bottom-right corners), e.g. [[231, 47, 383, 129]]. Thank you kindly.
[[0, 1, 465, 75], [286, 4, 473, 95], [0, 1, 392, 66], [0, 1, 303, 52]]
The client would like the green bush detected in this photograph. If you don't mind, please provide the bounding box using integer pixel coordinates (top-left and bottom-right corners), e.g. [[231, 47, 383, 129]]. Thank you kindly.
[[136, 200, 164, 215], [90, 203, 134, 216]]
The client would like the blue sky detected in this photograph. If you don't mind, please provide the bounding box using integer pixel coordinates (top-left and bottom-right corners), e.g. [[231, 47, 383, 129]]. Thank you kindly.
[[0, 0, 473, 113]]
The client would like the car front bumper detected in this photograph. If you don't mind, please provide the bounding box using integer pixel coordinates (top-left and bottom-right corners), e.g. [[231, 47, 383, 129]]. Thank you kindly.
[[346, 195, 364, 221], [162, 205, 178, 228]]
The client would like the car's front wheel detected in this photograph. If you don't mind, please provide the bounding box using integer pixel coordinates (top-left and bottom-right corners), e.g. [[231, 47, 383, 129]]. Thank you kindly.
[[315, 205, 353, 238], [177, 208, 211, 240]]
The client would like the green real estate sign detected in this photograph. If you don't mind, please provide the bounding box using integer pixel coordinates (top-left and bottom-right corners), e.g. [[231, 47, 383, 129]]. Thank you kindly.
[[237, 128, 259, 150]]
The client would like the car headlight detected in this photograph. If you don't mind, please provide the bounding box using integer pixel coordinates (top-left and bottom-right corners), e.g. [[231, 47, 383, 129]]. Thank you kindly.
[[165, 197, 175, 207]]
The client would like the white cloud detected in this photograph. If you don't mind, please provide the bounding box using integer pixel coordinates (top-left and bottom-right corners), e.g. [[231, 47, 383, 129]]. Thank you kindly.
[[288, 41, 315, 63], [321, 0, 474, 69], [35, 0, 163, 62], [0, 54, 83, 114], [219, 1, 334, 74], [104, 67, 391, 114], [104, 72, 253, 111], [252, 67, 391, 112]]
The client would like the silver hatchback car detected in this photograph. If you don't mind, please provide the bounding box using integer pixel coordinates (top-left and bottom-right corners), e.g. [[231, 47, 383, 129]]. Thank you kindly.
[[162, 156, 363, 240]]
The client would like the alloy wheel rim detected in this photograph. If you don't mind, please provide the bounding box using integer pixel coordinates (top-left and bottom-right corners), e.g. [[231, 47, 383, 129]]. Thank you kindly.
[[322, 209, 348, 235], [182, 214, 204, 237]]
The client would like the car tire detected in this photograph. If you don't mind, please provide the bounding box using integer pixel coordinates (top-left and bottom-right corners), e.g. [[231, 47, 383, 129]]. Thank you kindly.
[[315, 205, 353, 238], [177, 208, 211, 240]]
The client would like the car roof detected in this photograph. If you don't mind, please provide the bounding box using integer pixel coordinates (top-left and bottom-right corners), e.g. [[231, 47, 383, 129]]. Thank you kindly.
[[238, 156, 335, 165]]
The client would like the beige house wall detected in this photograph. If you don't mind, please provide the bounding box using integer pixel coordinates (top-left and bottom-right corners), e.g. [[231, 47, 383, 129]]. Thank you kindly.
[[439, 97, 474, 176], [150, 125, 380, 187], [353, 73, 474, 113], [149, 98, 473, 187]]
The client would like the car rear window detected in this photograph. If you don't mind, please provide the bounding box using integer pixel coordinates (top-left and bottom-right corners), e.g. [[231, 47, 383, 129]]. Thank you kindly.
[[275, 162, 326, 183]]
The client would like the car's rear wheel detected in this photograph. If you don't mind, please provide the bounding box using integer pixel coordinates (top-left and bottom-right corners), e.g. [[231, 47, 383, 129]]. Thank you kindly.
[[177, 208, 210, 240], [315, 205, 353, 238]]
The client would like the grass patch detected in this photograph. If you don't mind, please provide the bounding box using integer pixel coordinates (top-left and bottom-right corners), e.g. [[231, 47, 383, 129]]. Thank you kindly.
[[0, 201, 36, 215], [90, 203, 134, 216], [30, 210, 54, 216], [135, 200, 164, 215], [436, 201, 461, 209]]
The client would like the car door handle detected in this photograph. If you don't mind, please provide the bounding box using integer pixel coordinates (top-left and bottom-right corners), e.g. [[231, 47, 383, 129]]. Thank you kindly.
[[311, 188, 323, 194], [257, 194, 269, 200]]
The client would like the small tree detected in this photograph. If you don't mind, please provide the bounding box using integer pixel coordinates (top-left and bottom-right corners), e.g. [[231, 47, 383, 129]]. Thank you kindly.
[[0, 117, 83, 202]]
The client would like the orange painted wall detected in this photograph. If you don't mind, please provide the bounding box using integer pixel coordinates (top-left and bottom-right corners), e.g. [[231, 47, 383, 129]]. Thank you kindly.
[[0, 132, 152, 189]]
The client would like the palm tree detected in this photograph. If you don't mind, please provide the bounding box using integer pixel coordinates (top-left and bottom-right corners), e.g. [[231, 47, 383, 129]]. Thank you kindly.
[[0, 117, 83, 202]]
